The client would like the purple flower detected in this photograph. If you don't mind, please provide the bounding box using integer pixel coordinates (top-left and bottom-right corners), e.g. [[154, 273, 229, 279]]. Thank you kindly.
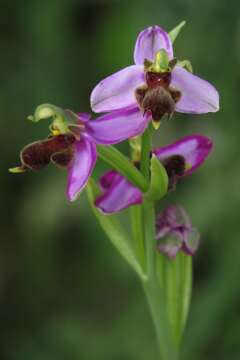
[[91, 26, 219, 125], [156, 204, 200, 259], [10, 107, 149, 202], [95, 135, 213, 214]]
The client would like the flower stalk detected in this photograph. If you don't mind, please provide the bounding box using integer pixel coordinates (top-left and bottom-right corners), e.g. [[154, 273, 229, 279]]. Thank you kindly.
[[94, 123, 198, 359], [127, 126, 178, 359], [130, 205, 145, 268], [138, 128, 179, 359], [126, 124, 195, 359]]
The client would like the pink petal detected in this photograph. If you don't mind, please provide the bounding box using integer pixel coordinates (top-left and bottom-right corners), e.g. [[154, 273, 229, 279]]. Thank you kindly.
[[134, 26, 173, 65], [95, 173, 142, 214], [90, 65, 144, 113], [66, 136, 97, 201], [154, 135, 213, 176], [86, 107, 149, 145], [164, 204, 192, 228], [182, 228, 200, 256], [171, 66, 219, 114], [99, 170, 119, 191]]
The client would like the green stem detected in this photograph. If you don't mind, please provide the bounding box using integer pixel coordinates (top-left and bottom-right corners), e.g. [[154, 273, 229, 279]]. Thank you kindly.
[[143, 282, 178, 360], [140, 128, 156, 280], [144, 200, 156, 279], [140, 127, 151, 180], [142, 200, 178, 360], [97, 145, 149, 192], [166, 254, 192, 345], [156, 252, 192, 347], [129, 131, 148, 271], [138, 127, 178, 359], [130, 205, 145, 269]]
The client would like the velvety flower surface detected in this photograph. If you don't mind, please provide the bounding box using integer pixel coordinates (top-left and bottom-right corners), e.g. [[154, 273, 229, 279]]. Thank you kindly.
[[95, 135, 213, 214], [156, 204, 200, 259], [91, 25, 219, 121], [10, 108, 149, 202]]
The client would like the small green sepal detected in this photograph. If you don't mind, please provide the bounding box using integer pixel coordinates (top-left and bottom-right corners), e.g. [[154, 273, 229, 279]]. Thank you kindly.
[[28, 104, 70, 135], [169, 21, 186, 44], [177, 59, 193, 73]]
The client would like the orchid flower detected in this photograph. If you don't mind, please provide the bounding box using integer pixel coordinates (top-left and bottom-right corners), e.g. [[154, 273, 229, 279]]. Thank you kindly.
[[156, 204, 200, 259], [10, 19, 220, 359], [9, 105, 149, 201], [91, 25, 219, 127], [95, 135, 213, 214]]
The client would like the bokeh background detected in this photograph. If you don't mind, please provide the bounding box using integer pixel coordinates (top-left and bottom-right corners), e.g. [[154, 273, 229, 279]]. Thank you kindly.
[[1, 0, 240, 359]]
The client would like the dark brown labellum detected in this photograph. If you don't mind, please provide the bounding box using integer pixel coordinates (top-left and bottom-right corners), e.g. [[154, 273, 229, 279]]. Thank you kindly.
[[51, 148, 74, 169], [135, 71, 181, 122], [162, 155, 186, 190], [20, 134, 76, 171], [141, 87, 176, 121]]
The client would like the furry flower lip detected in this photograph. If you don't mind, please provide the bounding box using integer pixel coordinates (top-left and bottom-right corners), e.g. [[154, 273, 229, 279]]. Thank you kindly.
[[95, 135, 213, 214], [156, 204, 200, 259], [9, 104, 150, 201], [91, 25, 219, 126], [135, 70, 181, 125]]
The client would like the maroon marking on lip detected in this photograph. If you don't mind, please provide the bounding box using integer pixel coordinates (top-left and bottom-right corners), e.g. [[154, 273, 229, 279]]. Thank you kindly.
[[51, 148, 74, 169], [162, 154, 186, 190], [141, 87, 176, 121], [146, 71, 171, 89], [20, 134, 76, 171]]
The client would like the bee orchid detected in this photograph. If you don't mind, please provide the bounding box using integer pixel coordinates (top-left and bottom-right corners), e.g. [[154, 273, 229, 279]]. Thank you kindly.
[[9, 105, 149, 201], [95, 135, 213, 213], [91, 26, 219, 127]]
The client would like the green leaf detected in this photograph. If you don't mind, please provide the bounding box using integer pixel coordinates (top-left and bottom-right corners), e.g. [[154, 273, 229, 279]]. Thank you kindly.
[[177, 59, 193, 73], [97, 145, 149, 192], [145, 155, 168, 201], [169, 21, 186, 44], [86, 178, 147, 281], [156, 252, 192, 345]]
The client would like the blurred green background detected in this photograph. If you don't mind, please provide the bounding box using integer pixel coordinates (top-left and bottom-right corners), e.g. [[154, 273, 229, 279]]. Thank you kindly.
[[1, 0, 240, 359]]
